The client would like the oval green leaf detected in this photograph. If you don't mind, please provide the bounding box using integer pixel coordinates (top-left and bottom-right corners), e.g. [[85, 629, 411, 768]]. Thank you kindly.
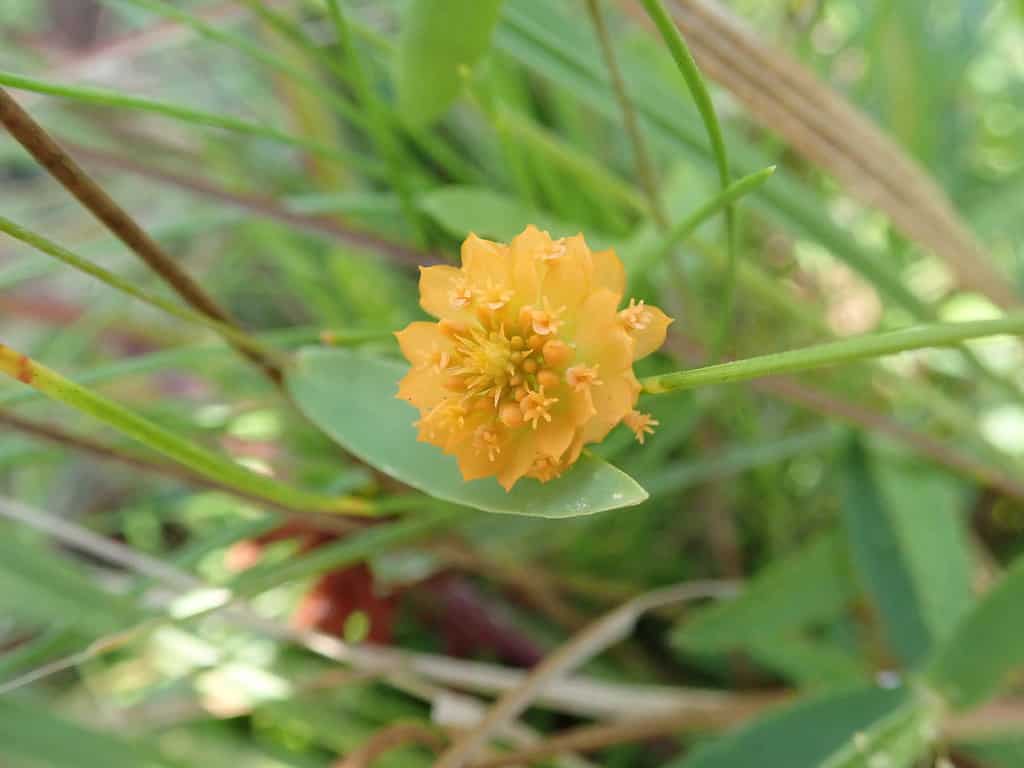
[[287, 348, 648, 518], [396, 0, 505, 127]]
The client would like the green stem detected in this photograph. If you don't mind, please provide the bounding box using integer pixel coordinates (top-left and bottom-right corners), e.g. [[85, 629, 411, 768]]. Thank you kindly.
[[637, 0, 736, 359], [0, 344, 373, 516], [0, 215, 286, 369], [323, 0, 429, 245], [630, 166, 775, 277], [585, 0, 668, 230], [0, 70, 383, 177], [642, 315, 1024, 394]]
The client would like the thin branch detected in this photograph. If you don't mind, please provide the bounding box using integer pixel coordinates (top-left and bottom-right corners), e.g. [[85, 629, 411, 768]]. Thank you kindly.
[[0, 86, 284, 386], [468, 698, 785, 768], [335, 723, 446, 768], [434, 580, 739, 768], [63, 139, 437, 266], [585, 0, 668, 230]]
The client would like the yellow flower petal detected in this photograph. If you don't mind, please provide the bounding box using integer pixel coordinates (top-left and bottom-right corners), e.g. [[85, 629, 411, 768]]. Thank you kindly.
[[540, 234, 592, 313], [398, 366, 446, 410], [462, 233, 510, 289], [396, 226, 670, 491], [419, 265, 466, 318], [395, 322, 450, 367], [592, 248, 625, 297]]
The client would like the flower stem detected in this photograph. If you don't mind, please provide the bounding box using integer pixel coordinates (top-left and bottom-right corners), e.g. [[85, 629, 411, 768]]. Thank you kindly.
[[638, 0, 736, 360], [642, 315, 1024, 394], [0, 343, 375, 517]]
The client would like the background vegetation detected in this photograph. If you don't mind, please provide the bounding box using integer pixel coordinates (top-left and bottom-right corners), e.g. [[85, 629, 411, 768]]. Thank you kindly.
[[2, 1, 1024, 766]]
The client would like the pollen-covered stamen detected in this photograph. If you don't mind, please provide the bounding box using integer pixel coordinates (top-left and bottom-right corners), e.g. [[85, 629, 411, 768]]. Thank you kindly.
[[539, 238, 567, 262], [566, 364, 601, 392], [474, 280, 515, 311], [619, 298, 653, 332], [522, 299, 566, 336], [529, 454, 564, 481], [521, 385, 559, 429], [624, 409, 658, 444], [417, 401, 468, 440], [474, 425, 502, 461], [449, 278, 474, 310], [423, 346, 451, 374]]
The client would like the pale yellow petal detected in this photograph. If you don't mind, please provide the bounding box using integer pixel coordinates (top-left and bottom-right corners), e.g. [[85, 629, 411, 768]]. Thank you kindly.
[[397, 367, 446, 410], [582, 372, 640, 443], [573, 290, 634, 373], [540, 234, 592, 313], [462, 233, 510, 289], [395, 321, 449, 367], [535, 414, 575, 459], [630, 305, 674, 360], [419, 265, 464, 319], [592, 248, 625, 296], [497, 433, 538, 491]]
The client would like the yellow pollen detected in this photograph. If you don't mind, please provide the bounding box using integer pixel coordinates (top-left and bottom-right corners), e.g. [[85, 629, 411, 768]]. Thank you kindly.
[[450, 281, 474, 309], [540, 239, 567, 262], [475, 281, 515, 310], [566, 364, 601, 392], [619, 298, 653, 331], [474, 426, 502, 461], [624, 410, 659, 444], [521, 385, 558, 429]]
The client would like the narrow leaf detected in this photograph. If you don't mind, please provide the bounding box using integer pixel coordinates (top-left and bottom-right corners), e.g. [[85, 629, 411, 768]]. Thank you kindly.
[[841, 437, 972, 666], [396, 0, 504, 126], [673, 532, 856, 653], [925, 552, 1024, 710], [667, 686, 907, 768]]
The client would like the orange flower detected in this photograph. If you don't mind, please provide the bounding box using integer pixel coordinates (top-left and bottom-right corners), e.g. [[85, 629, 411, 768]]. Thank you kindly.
[[396, 226, 672, 491]]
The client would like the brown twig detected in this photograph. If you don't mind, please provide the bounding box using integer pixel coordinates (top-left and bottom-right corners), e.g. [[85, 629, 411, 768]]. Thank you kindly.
[[335, 723, 446, 768], [0, 86, 285, 387], [468, 696, 786, 768], [433, 580, 738, 768], [623, 0, 1017, 309], [0, 409, 362, 534]]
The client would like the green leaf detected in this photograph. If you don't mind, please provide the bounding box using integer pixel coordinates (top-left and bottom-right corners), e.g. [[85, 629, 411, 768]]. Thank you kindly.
[[396, 0, 505, 126], [820, 697, 940, 768], [748, 635, 868, 690], [673, 532, 856, 653], [925, 552, 1024, 710], [0, 696, 173, 768], [841, 437, 973, 666], [418, 185, 614, 249], [287, 348, 648, 517], [666, 686, 907, 768]]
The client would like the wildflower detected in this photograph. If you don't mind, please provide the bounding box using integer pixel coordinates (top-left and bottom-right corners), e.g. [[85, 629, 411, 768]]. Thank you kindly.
[[396, 226, 673, 490]]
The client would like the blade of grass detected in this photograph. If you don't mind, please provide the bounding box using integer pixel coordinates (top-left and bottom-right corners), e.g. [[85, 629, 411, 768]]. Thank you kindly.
[[585, 0, 668, 229], [630, 166, 775, 278], [0, 87, 286, 386], [0, 343, 374, 517], [0, 71, 382, 176], [637, 0, 736, 359], [0, 215, 286, 369], [644, 314, 1024, 394]]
